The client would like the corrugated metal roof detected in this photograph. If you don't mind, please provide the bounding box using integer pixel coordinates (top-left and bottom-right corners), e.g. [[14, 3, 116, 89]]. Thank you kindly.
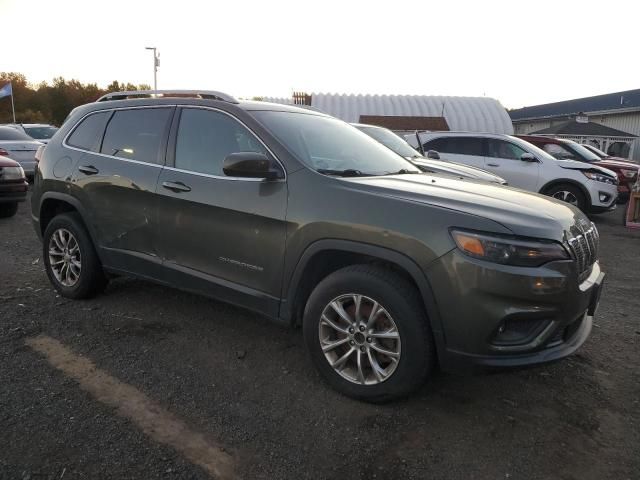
[[509, 89, 640, 121], [262, 94, 513, 134]]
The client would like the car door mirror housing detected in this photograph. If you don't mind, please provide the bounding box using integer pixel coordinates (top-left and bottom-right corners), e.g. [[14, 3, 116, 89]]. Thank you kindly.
[[223, 152, 282, 180], [426, 150, 440, 160], [520, 153, 538, 162]]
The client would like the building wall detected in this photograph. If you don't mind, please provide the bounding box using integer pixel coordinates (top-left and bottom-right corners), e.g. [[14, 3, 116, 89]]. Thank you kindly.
[[513, 112, 640, 161]]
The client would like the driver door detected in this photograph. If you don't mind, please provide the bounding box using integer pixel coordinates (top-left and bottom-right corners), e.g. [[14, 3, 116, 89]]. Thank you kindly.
[[484, 139, 540, 191]]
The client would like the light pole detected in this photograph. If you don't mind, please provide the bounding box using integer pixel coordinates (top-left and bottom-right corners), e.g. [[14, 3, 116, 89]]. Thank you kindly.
[[145, 47, 160, 91]]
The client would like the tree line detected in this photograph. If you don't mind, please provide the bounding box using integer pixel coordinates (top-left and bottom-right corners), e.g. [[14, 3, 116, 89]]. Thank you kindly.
[[0, 72, 150, 126]]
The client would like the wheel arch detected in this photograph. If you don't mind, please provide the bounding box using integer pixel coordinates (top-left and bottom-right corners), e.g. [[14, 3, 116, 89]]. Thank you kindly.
[[538, 179, 592, 208], [38, 192, 99, 248], [281, 240, 445, 352]]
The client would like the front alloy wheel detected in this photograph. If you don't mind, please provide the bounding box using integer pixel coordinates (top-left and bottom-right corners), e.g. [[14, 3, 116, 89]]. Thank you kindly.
[[319, 294, 401, 385]]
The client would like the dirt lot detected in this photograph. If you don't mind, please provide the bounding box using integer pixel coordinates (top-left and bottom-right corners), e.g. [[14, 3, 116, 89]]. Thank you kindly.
[[1, 195, 639, 480]]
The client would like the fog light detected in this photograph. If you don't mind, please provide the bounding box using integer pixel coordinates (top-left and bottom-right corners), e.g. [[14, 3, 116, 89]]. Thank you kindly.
[[599, 192, 611, 203], [530, 276, 566, 294], [492, 318, 551, 346]]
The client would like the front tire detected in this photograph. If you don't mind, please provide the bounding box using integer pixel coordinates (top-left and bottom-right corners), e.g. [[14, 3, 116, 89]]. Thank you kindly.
[[545, 184, 587, 211], [43, 212, 108, 299], [0, 202, 18, 218], [303, 264, 435, 402]]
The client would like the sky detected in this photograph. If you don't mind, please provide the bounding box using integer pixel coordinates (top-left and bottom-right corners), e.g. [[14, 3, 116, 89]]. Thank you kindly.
[[2, 0, 638, 109]]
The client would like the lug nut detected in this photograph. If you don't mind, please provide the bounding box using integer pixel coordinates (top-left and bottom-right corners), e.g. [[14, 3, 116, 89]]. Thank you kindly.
[[366, 337, 372, 343], [360, 346, 366, 352], [359, 325, 365, 332], [349, 327, 355, 334], [349, 340, 355, 345]]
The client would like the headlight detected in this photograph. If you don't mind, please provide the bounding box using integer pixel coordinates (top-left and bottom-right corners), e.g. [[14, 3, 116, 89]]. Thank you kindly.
[[621, 168, 638, 180], [451, 230, 569, 267], [0, 166, 25, 180], [582, 170, 617, 185]]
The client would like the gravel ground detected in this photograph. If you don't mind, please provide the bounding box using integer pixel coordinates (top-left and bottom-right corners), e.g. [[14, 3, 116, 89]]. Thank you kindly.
[[1, 195, 639, 480]]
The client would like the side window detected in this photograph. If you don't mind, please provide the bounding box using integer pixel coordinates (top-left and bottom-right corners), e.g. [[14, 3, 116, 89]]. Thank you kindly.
[[487, 140, 527, 160], [439, 137, 484, 156], [543, 143, 576, 160], [100, 108, 172, 164], [66, 111, 110, 152], [423, 137, 447, 153], [175, 108, 268, 176]]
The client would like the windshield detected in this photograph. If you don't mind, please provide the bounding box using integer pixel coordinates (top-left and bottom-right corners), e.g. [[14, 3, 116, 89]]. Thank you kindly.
[[564, 140, 602, 162], [356, 125, 422, 158], [24, 126, 58, 139], [582, 144, 607, 157], [0, 126, 34, 141], [252, 111, 420, 176]]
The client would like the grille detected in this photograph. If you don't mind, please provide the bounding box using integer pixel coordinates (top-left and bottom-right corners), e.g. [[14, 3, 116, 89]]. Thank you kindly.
[[566, 221, 599, 279]]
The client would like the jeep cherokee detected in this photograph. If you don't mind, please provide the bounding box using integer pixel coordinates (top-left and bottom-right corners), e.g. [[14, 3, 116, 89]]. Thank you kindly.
[[31, 90, 605, 402]]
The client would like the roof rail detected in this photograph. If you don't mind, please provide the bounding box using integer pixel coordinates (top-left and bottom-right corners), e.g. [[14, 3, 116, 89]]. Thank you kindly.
[[96, 90, 238, 104]]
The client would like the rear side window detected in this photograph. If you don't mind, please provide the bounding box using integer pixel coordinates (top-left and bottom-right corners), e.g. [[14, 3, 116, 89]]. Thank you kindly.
[[487, 139, 527, 160], [425, 137, 484, 156], [67, 112, 110, 151], [175, 108, 268, 176], [101, 108, 172, 164], [542, 143, 577, 160]]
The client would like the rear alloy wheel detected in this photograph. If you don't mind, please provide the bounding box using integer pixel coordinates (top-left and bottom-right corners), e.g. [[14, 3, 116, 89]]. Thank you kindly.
[[303, 265, 435, 402], [546, 184, 586, 211], [43, 213, 108, 299]]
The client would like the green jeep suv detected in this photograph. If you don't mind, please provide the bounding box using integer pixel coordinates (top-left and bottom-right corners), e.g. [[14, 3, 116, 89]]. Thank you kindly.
[[31, 90, 605, 402]]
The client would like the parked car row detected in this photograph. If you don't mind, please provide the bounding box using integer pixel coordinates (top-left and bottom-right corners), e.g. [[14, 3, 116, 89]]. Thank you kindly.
[[0, 126, 45, 178], [405, 131, 620, 213], [1, 123, 59, 144], [29, 90, 605, 402]]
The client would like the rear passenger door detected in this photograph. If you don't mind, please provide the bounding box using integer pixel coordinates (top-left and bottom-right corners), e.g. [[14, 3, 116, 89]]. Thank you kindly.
[[485, 139, 540, 191], [68, 106, 174, 274], [154, 107, 287, 317], [423, 136, 486, 169]]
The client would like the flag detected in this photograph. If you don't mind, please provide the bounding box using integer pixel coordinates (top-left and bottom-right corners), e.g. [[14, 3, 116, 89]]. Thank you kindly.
[[0, 82, 12, 99]]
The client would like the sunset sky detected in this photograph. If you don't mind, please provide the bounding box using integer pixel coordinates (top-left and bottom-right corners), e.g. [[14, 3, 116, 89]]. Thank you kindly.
[[2, 0, 638, 108]]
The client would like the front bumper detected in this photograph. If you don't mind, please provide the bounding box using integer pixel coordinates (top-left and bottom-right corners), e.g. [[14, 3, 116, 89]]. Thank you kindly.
[[426, 249, 604, 372], [585, 179, 618, 212]]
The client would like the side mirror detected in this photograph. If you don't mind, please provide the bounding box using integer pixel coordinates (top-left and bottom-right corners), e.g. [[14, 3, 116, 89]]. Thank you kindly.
[[223, 152, 282, 180], [426, 150, 440, 160], [520, 153, 538, 162]]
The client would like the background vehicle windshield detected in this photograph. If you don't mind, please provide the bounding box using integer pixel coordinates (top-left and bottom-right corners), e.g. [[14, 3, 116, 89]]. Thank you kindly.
[[0, 126, 34, 141], [566, 140, 603, 162], [24, 126, 58, 139], [253, 111, 420, 175], [356, 125, 421, 158]]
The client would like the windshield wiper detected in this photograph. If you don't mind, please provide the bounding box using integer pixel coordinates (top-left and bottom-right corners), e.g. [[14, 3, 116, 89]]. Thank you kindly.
[[385, 169, 420, 175], [317, 168, 371, 177]]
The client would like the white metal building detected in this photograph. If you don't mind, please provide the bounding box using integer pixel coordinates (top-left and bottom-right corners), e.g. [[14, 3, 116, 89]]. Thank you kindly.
[[263, 93, 513, 135]]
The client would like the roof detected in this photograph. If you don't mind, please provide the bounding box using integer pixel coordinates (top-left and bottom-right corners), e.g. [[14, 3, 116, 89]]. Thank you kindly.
[[530, 120, 637, 138], [263, 94, 513, 134], [509, 88, 640, 121]]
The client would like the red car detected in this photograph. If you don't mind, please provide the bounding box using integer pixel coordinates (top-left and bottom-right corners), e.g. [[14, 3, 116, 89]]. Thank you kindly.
[[517, 135, 640, 204], [0, 155, 28, 218]]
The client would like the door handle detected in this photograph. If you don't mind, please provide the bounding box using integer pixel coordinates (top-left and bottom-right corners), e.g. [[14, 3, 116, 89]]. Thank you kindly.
[[486, 163, 500, 167], [78, 165, 99, 175], [162, 181, 191, 193]]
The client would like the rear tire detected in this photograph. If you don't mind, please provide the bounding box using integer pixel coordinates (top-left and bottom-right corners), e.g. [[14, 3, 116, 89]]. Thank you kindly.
[[303, 264, 435, 403], [0, 202, 18, 218], [43, 212, 108, 299], [545, 184, 587, 211]]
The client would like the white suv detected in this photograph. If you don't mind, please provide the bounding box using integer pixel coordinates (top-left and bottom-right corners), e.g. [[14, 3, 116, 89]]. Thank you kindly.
[[407, 132, 618, 213]]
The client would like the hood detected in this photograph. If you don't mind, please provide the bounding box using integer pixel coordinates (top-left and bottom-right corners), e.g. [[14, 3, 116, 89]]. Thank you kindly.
[[410, 158, 507, 184], [344, 173, 587, 242], [555, 159, 617, 178], [595, 158, 640, 171]]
